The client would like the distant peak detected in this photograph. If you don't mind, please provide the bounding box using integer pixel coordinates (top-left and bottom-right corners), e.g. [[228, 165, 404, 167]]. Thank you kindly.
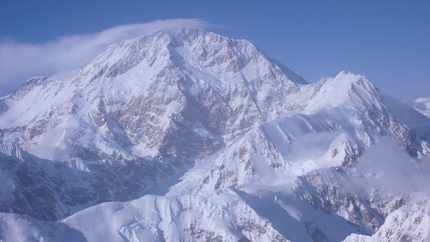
[[337, 70, 360, 77], [415, 97, 430, 103], [332, 70, 367, 84]]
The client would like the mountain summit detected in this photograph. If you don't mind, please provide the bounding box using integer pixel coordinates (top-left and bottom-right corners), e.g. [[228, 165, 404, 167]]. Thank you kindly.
[[0, 29, 429, 241], [1, 29, 308, 163]]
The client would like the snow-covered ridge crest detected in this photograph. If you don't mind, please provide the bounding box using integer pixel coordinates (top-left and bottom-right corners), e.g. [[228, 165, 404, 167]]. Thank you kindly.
[[304, 70, 382, 113], [75, 28, 307, 86]]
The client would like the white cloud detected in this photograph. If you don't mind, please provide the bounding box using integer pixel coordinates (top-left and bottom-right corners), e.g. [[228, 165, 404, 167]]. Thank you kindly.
[[0, 19, 215, 96], [355, 138, 430, 194]]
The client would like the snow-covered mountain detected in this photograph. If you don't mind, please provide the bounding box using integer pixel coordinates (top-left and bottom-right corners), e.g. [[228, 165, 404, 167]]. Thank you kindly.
[[0, 28, 429, 241], [414, 98, 430, 118]]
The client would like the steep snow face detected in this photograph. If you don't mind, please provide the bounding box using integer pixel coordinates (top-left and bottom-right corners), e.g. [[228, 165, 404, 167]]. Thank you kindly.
[[304, 71, 384, 114]]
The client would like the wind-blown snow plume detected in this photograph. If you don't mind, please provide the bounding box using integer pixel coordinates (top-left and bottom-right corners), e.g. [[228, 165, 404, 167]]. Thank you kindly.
[[0, 19, 215, 96]]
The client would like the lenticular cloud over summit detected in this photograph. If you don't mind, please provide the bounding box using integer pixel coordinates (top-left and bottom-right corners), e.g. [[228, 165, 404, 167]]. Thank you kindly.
[[0, 19, 214, 96]]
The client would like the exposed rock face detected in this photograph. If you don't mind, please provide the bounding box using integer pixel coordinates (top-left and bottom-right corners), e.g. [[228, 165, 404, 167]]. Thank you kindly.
[[0, 145, 175, 221], [0, 29, 429, 241], [344, 193, 430, 242]]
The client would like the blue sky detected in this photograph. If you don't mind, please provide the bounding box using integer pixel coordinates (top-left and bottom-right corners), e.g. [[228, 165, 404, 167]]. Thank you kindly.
[[0, 1, 429, 99]]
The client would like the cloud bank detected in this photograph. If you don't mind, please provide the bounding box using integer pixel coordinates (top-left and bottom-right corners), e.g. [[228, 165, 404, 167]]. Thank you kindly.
[[0, 19, 214, 96], [356, 138, 430, 194]]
